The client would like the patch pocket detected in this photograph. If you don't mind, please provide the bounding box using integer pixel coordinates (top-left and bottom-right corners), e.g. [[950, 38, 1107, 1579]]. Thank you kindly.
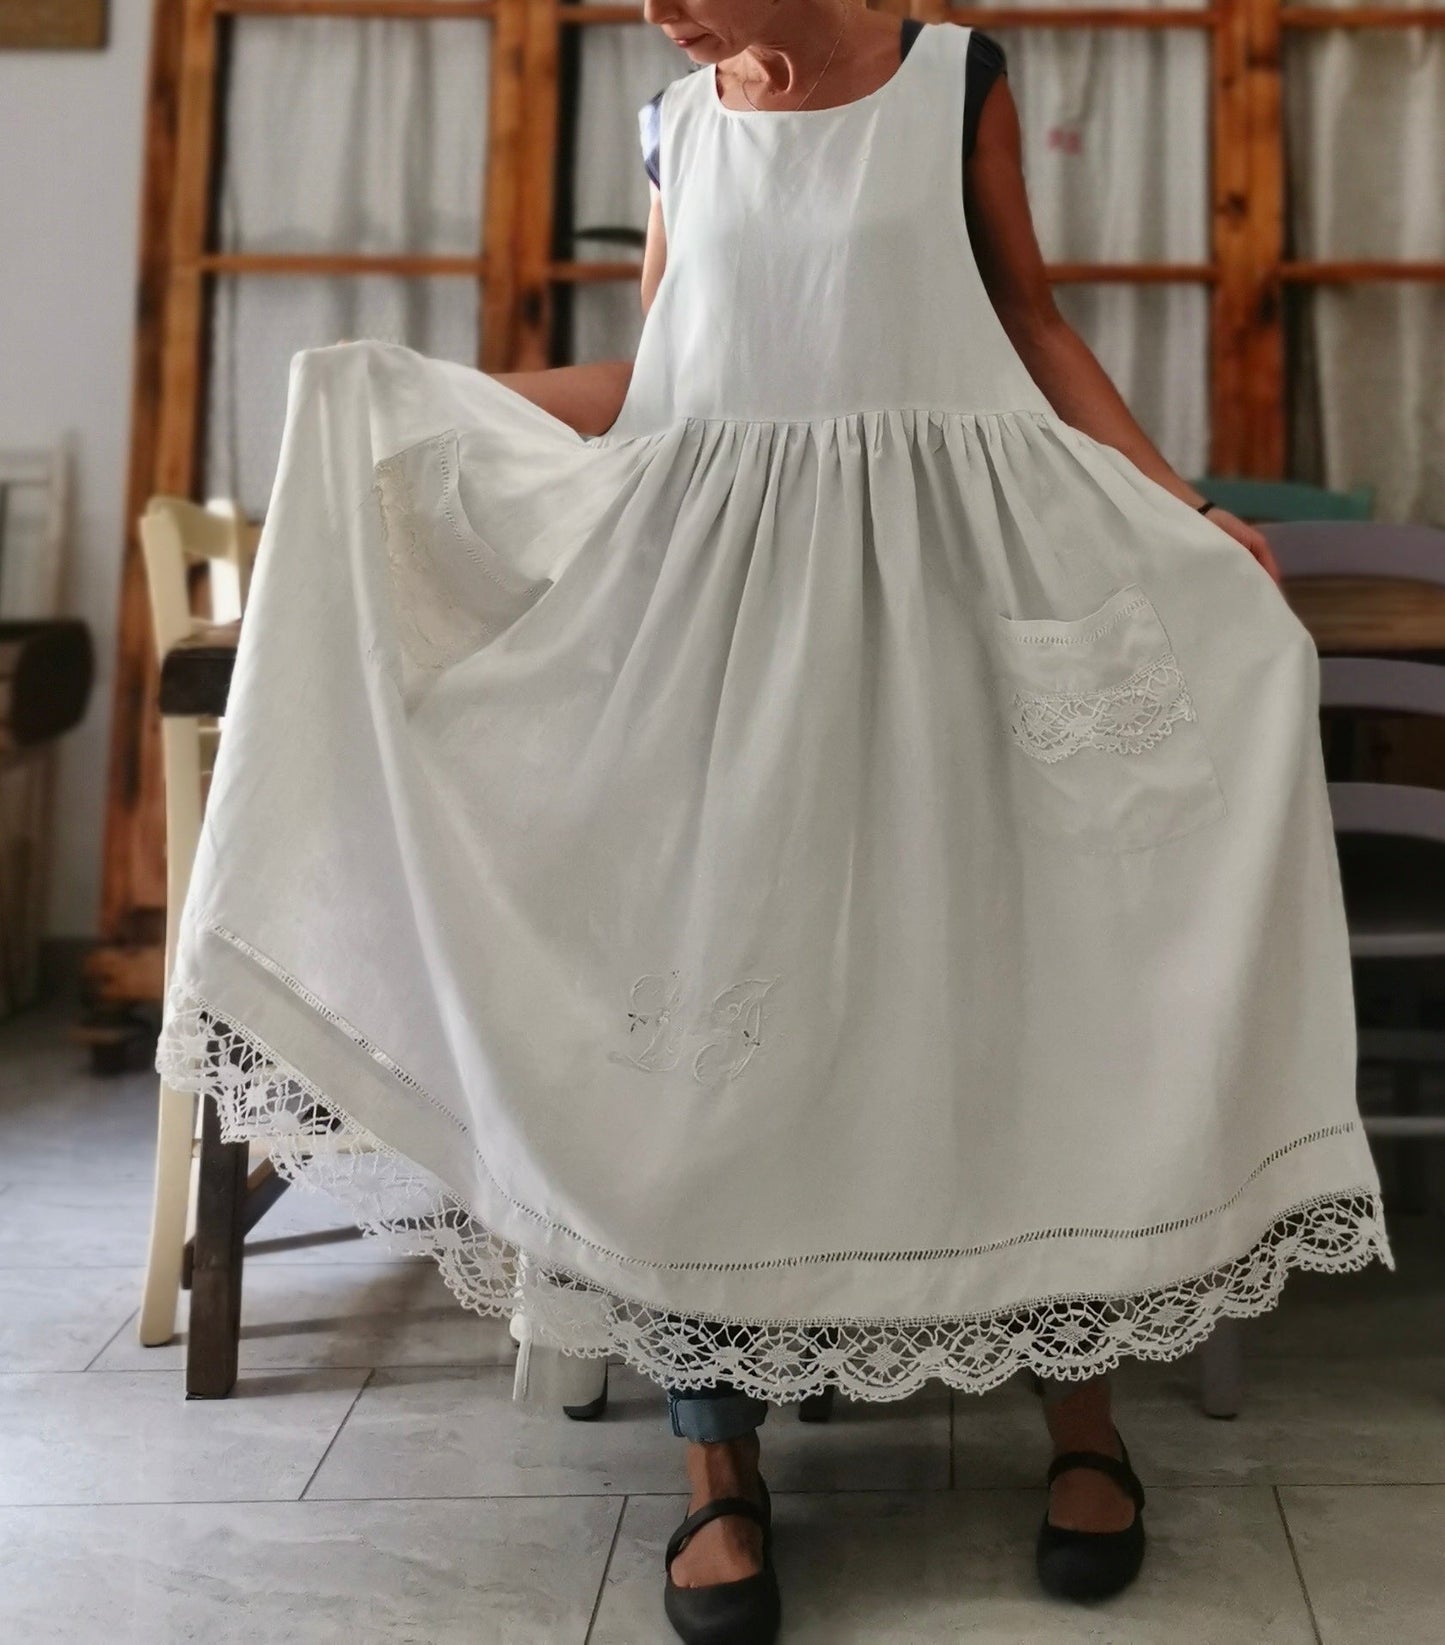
[[988, 583, 1226, 852], [373, 427, 552, 676]]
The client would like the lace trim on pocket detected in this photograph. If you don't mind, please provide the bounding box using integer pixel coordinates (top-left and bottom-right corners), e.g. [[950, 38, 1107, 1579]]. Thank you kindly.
[[374, 448, 497, 673], [1007, 651, 1198, 765]]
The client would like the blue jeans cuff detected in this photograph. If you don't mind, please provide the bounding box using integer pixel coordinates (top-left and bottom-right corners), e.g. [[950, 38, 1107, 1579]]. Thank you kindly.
[[667, 1388, 769, 1442]]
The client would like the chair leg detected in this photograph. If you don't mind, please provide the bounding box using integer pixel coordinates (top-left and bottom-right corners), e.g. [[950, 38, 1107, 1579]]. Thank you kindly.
[[186, 1095, 249, 1398], [137, 1080, 198, 1346], [1198, 1318, 1244, 1418], [563, 1359, 610, 1421]]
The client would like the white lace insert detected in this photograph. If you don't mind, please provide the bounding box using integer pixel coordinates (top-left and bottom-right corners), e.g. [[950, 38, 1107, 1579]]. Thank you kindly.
[[1007, 651, 1197, 765], [155, 976, 1393, 1401]]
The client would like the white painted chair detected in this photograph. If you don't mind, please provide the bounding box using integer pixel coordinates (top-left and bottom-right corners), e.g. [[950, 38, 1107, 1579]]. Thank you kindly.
[[136, 495, 258, 1346], [132, 491, 603, 1408]]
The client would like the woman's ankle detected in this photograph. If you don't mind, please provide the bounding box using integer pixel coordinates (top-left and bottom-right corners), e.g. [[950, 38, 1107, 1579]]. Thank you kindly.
[[685, 1431, 761, 1501], [671, 1434, 766, 1590], [1038, 1374, 1117, 1451]]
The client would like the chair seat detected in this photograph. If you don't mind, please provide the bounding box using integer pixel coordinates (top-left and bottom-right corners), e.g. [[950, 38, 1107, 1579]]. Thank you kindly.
[[1339, 834, 1445, 959], [158, 620, 240, 717], [0, 619, 94, 749]]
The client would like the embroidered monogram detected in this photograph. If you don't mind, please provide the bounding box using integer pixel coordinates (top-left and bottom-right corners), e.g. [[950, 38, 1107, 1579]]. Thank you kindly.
[[610, 972, 778, 1083]]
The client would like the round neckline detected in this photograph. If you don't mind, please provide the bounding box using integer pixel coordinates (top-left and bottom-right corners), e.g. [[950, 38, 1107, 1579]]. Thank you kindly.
[[709, 20, 929, 120]]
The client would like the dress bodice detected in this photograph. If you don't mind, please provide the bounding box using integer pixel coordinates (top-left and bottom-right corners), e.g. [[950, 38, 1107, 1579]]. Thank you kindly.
[[598, 23, 1054, 441]]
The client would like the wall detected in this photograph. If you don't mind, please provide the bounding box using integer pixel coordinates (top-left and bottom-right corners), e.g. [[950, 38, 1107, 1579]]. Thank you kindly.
[[0, 0, 153, 937]]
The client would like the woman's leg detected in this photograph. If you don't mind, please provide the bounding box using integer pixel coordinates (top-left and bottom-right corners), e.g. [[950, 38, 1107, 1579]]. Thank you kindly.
[[666, 1382, 770, 1589], [1035, 1372, 1138, 1530]]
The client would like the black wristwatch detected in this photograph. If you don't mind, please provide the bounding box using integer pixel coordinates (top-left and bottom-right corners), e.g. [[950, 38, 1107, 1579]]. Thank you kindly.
[[1195, 498, 1218, 516]]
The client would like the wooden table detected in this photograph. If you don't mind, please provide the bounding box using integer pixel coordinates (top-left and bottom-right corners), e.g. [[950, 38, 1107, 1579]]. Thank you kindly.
[[159, 581, 1445, 711]]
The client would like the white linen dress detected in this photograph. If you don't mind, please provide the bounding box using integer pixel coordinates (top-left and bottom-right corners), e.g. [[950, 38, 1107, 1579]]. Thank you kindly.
[[157, 21, 1394, 1401]]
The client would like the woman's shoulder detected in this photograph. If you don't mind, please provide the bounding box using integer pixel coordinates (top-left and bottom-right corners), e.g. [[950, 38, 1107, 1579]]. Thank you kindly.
[[639, 66, 708, 189], [969, 28, 1007, 75], [638, 83, 667, 190], [904, 19, 1007, 71]]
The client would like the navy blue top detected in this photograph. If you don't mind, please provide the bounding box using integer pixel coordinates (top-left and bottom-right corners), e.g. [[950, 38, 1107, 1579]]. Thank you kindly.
[[640, 21, 1006, 192]]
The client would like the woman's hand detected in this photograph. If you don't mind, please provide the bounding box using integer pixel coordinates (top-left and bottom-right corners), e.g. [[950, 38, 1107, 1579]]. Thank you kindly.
[[1202, 507, 1284, 587]]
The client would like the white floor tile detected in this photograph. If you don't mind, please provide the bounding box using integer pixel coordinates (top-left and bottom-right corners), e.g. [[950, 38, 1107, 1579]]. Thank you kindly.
[[93, 1260, 515, 1372], [592, 1486, 1316, 1643], [1279, 1484, 1445, 1645], [308, 1362, 951, 1501], [0, 1268, 138, 1372], [1104, 1354, 1445, 1486], [0, 1494, 620, 1644], [0, 1368, 367, 1505], [0, 1183, 155, 1268]]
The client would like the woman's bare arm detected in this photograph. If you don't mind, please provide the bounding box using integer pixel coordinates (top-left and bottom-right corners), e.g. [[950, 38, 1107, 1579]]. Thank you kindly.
[[490, 358, 633, 437], [487, 188, 665, 439], [964, 80, 1277, 578], [639, 184, 667, 315]]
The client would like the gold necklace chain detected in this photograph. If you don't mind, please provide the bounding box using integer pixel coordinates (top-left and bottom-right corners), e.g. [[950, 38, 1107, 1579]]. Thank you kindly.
[[733, 7, 854, 114]]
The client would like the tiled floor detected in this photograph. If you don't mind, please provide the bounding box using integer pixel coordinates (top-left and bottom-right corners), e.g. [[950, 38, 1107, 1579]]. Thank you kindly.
[[2, 996, 1442, 1642]]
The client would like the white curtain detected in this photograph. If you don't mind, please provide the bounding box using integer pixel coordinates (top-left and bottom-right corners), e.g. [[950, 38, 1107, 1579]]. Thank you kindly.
[[207, 15, 488, 515], [204, 6, 1440, 524], [1286, 9, 1445, 524], [981, 1, 1211, 480], [568, 16, 683, 367]]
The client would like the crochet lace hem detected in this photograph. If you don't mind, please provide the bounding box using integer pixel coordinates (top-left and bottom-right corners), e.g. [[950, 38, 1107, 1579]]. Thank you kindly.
[[156, 979, 1394, 1402]]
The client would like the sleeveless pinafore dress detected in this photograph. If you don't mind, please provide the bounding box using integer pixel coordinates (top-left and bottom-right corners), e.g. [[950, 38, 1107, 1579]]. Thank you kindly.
[[158, 21, 1393, 1400]]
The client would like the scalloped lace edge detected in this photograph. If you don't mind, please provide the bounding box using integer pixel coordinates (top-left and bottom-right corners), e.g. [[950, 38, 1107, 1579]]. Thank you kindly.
[[156, 978, 1395, 1401]]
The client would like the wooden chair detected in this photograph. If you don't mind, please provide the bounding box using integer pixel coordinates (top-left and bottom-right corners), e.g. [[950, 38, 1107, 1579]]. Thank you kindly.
[[136, 496, 261, 1349], [141, 504, 399, 1395], [1195, 520, 1445, 1417]]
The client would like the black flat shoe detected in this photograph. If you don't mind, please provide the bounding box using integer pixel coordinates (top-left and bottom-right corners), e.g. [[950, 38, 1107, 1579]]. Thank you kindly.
[[663, 1475, 781, 1645], [1035, 1426, 1147, 1601]]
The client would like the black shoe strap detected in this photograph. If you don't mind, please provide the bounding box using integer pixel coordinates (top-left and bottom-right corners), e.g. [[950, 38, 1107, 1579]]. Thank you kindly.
[[1045, 1440, 1145, 1512], [666, 1493, 772, 1573]]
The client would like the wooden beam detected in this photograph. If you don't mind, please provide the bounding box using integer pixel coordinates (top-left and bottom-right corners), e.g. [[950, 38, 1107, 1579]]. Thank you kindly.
[[513, 0, 562, 369], [155, 0, 220, 499], [1242, 0, 1286, 475], [480, 0, 529, 371], [98, 0, 187, 950], [1281, 261, 1445, 284], [1209, 0, 1249, 477], [195, 252, 491, 276], [1282, 8, 1445, 26], [0, 0, 108, 48], [566, 3, 1225, 21], [216, 0, 496, 13]]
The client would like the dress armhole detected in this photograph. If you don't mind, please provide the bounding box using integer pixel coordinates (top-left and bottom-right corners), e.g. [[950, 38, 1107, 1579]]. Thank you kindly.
[[639, 87, 665, 191], [964, 30, 1007, 164]]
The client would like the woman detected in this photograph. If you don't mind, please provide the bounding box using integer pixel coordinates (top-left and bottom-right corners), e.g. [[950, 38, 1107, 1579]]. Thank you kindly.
[[158, 3, 1392, 1641], [625, 13, 1207, 1629]]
